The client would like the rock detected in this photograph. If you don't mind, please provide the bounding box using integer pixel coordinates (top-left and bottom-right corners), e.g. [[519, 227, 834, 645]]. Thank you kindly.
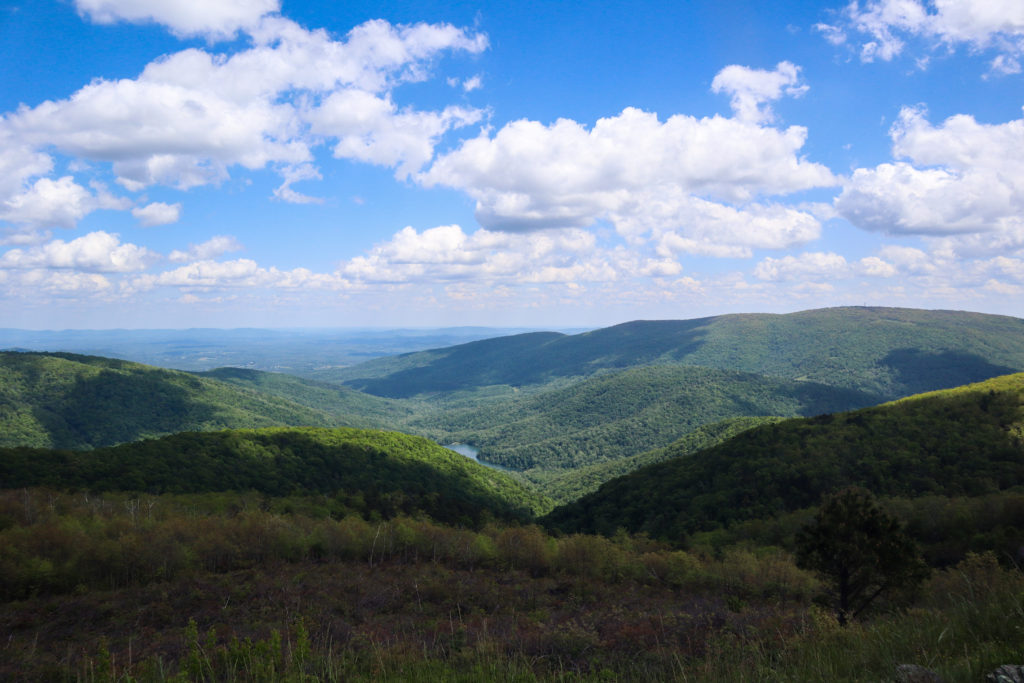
[[987, 665, 1024, 683], [895, 664, 944, 683]]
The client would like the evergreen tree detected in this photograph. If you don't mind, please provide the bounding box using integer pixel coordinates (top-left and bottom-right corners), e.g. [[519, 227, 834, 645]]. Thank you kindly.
[[796, 487, 929, 625]]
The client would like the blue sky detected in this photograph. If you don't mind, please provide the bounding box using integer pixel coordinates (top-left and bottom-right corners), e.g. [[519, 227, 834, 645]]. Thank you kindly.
[[1, 0, 1022, 329]]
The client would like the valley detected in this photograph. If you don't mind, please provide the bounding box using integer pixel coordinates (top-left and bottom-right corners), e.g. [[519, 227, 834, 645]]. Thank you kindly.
[[2, 306, 1023, 681]]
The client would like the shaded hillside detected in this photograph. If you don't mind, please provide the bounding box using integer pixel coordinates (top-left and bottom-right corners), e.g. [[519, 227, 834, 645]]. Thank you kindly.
[[412, 365, 875, 470], [0, 427, 546, 524], [525, 416, 785, 504], [197, 367, 411, 428], [0, 352, 338, 449], [543, 372, 1024, 540], [337, 307, 1024, 400], [337, 331, 566, 397]]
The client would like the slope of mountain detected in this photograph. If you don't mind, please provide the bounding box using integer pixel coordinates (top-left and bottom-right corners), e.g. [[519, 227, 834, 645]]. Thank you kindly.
[[336, 307, 1024, 401], [196, 367, 411, 428], [0, 352, 340, 449], [0, 427, 547, 524], [543, 372, 1024, 540], [524, 415, 785, 504], [412, 365, 873, 470]]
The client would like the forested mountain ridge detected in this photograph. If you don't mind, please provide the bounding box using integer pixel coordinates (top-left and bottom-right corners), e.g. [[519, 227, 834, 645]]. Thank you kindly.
[[0, 426, 547, 524], [543, 372, 1024, 540], [525, 415, 786, 504], [0, 352, 345, 449], [336, 307, 1024, 400], [196, 367, 411, 428], [410, 364, 873, 470]]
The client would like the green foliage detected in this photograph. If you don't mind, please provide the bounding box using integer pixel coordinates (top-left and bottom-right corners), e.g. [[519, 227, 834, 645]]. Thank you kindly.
[[0, 427, 548, 525], [525, 416, 785, 504], [0, 352, 343, 449], [197, 367, 411, 429], [795, 488, 929, 625], [4, 486, 1022, 682], [411, 365, 869, 471], [337, 307, 1024, 401], [544, 372, 1024, 540]]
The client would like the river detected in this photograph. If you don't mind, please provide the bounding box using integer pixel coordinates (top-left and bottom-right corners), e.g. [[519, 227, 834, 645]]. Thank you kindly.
[[444, 443, 514, 472]]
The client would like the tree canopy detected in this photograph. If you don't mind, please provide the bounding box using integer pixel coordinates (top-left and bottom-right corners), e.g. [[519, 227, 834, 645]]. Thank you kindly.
[[795, 487, 929, 625]]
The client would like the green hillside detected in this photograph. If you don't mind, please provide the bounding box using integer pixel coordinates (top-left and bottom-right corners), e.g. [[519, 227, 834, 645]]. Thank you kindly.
[[525, 415, 785, 504], [413, 365, 872, 470], [337, 307, 1024, 401], [197, 367, 411, 428], [0, 352, 340, 449], [543, 372, 1024, 540], [0, 427, 547, 524]]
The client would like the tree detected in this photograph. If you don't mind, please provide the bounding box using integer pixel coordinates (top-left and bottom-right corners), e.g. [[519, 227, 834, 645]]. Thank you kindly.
[[796, 487, 929, 626]]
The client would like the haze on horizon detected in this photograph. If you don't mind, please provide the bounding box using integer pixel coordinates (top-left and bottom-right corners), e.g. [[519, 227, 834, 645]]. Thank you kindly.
[[1, 0, 1022, 330]]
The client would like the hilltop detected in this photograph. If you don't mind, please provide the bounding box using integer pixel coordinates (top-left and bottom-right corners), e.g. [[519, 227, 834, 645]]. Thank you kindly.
[[0, 352, 344, 449], [335, 307, 1024, 401], [0, 426, 547, 524]]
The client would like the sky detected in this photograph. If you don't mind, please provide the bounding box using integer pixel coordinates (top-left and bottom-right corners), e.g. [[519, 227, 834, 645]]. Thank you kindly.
[[0, 0, 1022, 329]]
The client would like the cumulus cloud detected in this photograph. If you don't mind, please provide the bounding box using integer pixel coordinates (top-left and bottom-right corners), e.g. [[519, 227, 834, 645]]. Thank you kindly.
[[710, 61, 808, 123], [1, 16, 488, 204], [0, 177, 130, 228], [340, 224, 598, 283], [0, 140, 54, 200], [836, 107, 1024, 255], [307, 91, 483, 179], [169, 235, 243, 262], [335, 223, 688, 288], [831, 0, 1024, 66], [2, 269, 114, 294], [132, 201, 182, 226], [753, 250, 919, 281], [419, 104, 835, 257], [131, 258, 345, 290], [753, 252, 850, 281], [73, 0, 280, 40], [0, 231, 157, 272]]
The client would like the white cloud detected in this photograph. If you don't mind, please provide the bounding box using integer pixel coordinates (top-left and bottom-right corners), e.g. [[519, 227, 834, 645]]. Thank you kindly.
[[462, 75, 483, 92], [639, 196, 822, 258], [753, 252, 850, 281], [710, 61, 808, 123], [169, 235, 243, 262], [815, 22, 848, 45], [857, 255, 898, 277], [419, 106, 835, 256], [307, 91, 482, 179], [836, 107, 1024, 254], [132, 201, 182, 226], [0, 176, 129, 228], [3, 269, 114, 294], [0, 231, 157, 272], [340, 224, 595, 283], [0, 139, 53, 200], [2, 17, 488, 197], [988, 54, 1022, 76], [835, 0, 1024, 66], [753, 250, 920, 281], [0, 229, 51, 247], [273, 164, 322, 204], [876, 244, 941, 274], [336, 223, 685, 287], [983, 278, 1022, 295], [132, 258, 346, 290], [73, 0, 280, 40]]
